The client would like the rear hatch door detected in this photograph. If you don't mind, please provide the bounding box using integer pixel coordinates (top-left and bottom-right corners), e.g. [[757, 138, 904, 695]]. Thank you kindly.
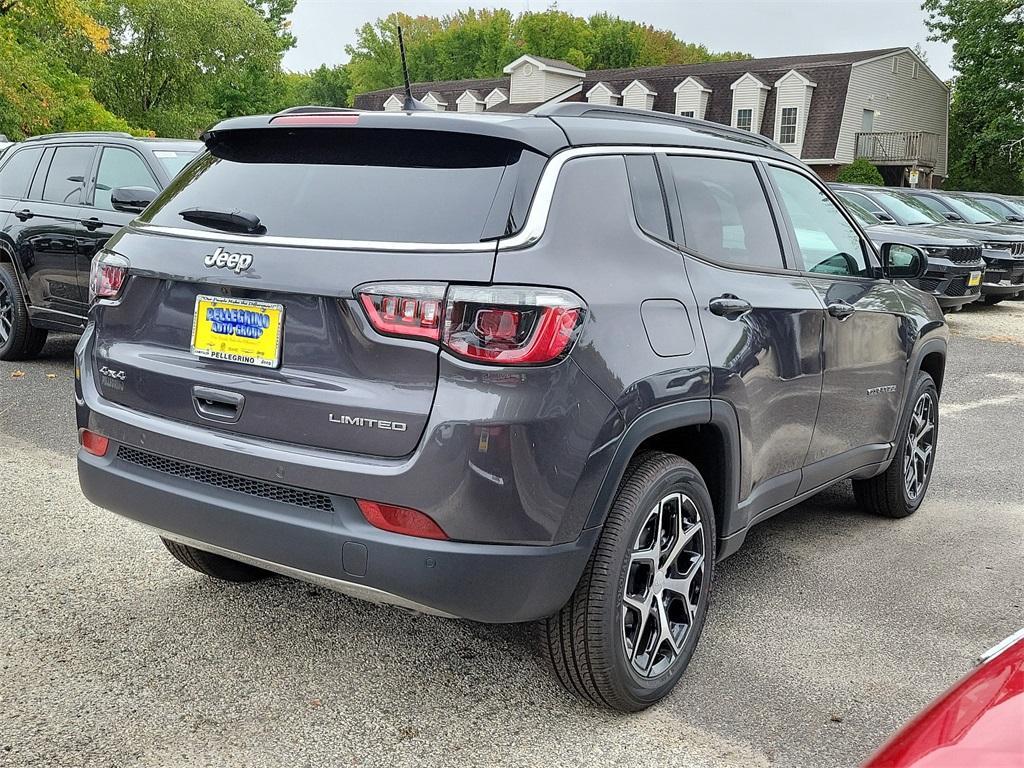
[[92, 121, 552, 457]]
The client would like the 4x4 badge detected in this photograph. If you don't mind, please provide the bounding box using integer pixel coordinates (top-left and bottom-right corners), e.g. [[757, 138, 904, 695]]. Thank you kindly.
[[204, 246, 253, 274]]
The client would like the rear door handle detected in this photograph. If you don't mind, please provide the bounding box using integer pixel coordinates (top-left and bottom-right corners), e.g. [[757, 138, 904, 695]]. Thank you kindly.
[[15, 208, 33, 221], [827, 301, 856, 320], [80, 217, 103, 231], [192, 386, 245, 423], [709, 295, 753, 319]]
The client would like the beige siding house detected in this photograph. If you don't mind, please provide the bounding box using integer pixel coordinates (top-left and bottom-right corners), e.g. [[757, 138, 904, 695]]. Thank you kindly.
[[354, 47, 949, 186]]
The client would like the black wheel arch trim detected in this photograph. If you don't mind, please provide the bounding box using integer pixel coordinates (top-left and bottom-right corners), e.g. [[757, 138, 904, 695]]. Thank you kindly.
[[888, 335, 946, 464], [583, 398, 742, 556], [0, 236, 31, 306]]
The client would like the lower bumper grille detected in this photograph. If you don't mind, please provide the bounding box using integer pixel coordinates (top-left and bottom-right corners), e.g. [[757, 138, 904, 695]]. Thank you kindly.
[[116, 445, 335, 512]]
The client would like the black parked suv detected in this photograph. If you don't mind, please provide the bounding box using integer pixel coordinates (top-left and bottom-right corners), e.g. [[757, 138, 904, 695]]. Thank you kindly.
[[838, 195, 985, 311], [76, 105, 947, 711], [0, 132, 200, 359], [832, 184, 1024, 304]]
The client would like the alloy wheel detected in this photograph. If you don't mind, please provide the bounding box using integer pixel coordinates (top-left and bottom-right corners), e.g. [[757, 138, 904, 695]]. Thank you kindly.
[[622, 491, 705, 678], [0, 281, 13, 345], [903, 392, 936, 500]]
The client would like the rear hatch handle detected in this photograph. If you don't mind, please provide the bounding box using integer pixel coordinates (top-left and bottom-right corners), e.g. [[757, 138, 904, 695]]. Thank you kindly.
[[192, 386, 245, 423]]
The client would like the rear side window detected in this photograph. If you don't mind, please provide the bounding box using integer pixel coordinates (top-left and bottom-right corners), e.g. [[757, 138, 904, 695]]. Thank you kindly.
[[42, 145, 94, 205], [153, 149, 198, 178], [666, 155, 784, 269], [93, 147, 157, 210], [624, 155, 671, 242], [0, 148, 43, 199], [141, 129, 539, 244]]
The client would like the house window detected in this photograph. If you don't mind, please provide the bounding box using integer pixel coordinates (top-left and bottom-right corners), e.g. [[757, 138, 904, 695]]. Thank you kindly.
[[679, 110, 695, 118], [912, 61, 919, 79], [892, 57, 899, 74], [779, 107, 798, 144], [736, 108, 752, 131]]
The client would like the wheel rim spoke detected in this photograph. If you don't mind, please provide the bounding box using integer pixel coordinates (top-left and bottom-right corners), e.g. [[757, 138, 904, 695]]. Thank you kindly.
[[622, 490, 706, 678], [903, 391, 936, 500]]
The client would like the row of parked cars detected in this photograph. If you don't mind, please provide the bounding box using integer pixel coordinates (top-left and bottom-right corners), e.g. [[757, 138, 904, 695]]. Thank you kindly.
[[831, 183, 1024, 311]]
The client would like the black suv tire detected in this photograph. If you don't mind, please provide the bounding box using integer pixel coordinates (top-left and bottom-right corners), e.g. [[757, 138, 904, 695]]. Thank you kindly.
[[0, 263, 47, 361], [540, 451, 715, 712], [853, 371, 938, 518], [161, 537, 272, 582]]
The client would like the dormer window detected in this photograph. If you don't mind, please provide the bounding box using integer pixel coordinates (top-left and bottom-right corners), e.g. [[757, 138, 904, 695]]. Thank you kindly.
[[780, 108, 798, 143], [736, 109, 753, 131]]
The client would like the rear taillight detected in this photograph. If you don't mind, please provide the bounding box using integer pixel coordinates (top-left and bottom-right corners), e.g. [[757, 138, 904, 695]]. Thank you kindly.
[[356, 283, 585, 365], [358, 283, 445, 340], [88, 250, 129, 303], [356, 499, 448, 540], [443, 286, 583, 364]]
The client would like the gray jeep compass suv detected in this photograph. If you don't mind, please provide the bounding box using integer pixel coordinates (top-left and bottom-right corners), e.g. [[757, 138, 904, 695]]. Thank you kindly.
[[76, 104, 947, 711]]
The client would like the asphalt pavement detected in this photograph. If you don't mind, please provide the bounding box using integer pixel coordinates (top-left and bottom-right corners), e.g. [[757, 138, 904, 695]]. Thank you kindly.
[[2, 302, 1022, 768]]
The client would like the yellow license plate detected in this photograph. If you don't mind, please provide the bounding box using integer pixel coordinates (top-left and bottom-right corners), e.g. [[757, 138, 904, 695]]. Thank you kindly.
[[190, 295, 284, 368], [968, 271, 982, 287]]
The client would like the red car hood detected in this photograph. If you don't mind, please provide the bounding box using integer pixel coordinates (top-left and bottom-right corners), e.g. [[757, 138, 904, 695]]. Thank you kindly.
[[864, 629, 1024, 767]]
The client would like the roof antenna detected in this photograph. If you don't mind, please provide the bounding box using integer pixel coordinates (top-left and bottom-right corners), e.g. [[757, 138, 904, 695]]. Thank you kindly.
[[397, 24, 429, 111]]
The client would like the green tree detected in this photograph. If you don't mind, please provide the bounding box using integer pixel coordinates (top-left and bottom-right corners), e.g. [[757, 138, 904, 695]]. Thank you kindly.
[[0, 0, 135, 139], [923, 0, 1024, 193], [344, 8, 750, 96], [89, 0, 281, 137], [836, 158, 886, 185], [246, 0, 297, 52]]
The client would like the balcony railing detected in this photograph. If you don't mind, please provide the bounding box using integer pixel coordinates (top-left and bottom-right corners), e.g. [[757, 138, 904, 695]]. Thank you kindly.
[[854, 131, 940, 167]]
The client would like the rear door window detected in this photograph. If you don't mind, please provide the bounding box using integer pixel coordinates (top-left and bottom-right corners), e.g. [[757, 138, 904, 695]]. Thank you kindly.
[[624, 155, 671, 242], [140, 130, 539, 244], [665, 155, 785, 269], [0, 147, 43, 200], [41, 145, 94, 205]]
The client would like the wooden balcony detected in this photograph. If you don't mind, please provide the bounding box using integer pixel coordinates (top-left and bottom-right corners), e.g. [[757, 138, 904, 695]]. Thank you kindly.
[[854, 131, 940, 167]]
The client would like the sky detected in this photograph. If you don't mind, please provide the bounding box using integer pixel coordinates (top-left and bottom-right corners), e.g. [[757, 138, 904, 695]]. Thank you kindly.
[[282, 0, 955, 81]]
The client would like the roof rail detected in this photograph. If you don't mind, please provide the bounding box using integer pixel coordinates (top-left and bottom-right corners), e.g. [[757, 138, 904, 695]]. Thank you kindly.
[[274, 105, 363, 115], [23, 131, 134, 142], [532, 102, 780, 150]]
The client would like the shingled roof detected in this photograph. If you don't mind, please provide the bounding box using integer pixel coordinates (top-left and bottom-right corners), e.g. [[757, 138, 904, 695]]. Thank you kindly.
[[352, 48, 906, 159]]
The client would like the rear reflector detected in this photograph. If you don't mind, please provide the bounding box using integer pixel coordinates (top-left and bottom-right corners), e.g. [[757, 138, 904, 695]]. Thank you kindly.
[[270, 114, 360, 126], [357, 499, 448, 540], [79, 429, 109, 457]]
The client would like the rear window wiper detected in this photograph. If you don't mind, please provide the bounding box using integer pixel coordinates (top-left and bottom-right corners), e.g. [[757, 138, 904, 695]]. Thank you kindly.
[[179, 207, 265, 234]]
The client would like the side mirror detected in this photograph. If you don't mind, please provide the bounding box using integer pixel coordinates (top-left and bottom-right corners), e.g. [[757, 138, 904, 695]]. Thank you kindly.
[[111, 186, 156, 214], [1005, 215, 1024, 223], [943, 211, 963, 222], [875, 212, 897, 224], [880, 243, 928, 279]]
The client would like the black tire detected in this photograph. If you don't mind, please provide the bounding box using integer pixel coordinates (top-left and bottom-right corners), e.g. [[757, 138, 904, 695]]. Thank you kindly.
[[539, 451, 716, 712], [0, 262, 47, 361], [161, 537, 271, 582], [853, 371, 938, 518]]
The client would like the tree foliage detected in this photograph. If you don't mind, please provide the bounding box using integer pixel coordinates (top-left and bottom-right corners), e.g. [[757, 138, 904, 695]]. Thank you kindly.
[[0, 0, 133, 139], [923, 0, 1024, 193], [345, 9, 751, 95], [836, 158, 885, 185]]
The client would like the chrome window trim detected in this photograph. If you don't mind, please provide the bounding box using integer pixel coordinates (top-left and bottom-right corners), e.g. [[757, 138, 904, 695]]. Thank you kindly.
[[127, 144, 787, 253]]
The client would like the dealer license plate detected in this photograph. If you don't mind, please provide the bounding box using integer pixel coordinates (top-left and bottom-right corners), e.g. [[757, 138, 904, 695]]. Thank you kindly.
[[968, 271, 982, 287], [190, 295, 284, 368]]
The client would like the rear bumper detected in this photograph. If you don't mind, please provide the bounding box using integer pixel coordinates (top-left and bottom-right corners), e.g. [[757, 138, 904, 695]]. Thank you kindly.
[[78, 445, 598, 623]]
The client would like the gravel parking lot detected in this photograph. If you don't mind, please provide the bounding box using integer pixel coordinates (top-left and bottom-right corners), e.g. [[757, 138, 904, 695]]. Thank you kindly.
[[2, 302, 1023, 768]]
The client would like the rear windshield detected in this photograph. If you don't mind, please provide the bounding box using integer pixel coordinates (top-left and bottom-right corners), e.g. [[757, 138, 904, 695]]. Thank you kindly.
[[139, 129, 542, 243], [153, 149, 198, 178]]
